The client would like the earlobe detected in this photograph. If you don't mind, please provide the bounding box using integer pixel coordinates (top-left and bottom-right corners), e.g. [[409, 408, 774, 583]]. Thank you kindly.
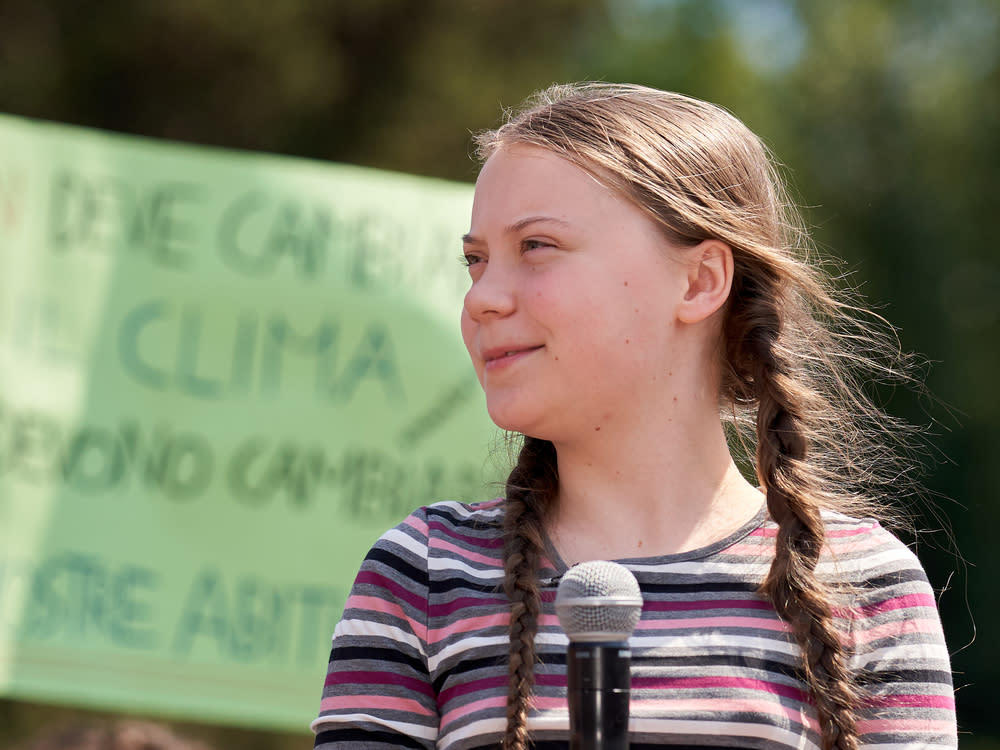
[[677, 240, 734, 324]]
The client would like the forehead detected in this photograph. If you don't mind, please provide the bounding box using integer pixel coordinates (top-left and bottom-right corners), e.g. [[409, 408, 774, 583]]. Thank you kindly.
[[472, 145, 628, 223], [476, 144, 601, 190]]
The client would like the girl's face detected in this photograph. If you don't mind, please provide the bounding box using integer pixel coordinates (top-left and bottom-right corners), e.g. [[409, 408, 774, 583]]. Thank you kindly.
[[461, 145, 693, 444]]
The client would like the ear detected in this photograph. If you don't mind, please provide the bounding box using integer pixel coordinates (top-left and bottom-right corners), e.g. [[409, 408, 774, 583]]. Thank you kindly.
[[676, 239, 733, 324]]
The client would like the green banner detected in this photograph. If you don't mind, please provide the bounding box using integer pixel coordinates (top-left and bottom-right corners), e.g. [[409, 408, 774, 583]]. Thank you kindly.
[[0, 115, 500, 730]]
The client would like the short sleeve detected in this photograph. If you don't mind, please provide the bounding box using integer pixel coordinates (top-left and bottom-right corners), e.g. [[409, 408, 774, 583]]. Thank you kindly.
[[311, 508, 437, 749], [844, 524, 957, 748]]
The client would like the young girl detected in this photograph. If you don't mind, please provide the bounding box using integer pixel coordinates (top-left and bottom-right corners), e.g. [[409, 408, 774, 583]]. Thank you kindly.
[[312, 83, 956, 750]]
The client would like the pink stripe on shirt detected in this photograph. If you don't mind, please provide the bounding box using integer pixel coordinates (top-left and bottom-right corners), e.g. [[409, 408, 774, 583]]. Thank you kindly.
[[859, 718, 957, 734], [325, 670, 435, 697], [633, 696, 819, 730], [635, 615, 790, 632], [855, 592, 937, 617], [344, 594, 405, 620], [355, 570, 427, 612], [429, 537, 499, 566], [321, 694, 433, 716], [438, 675, 507, 704], [429, 612, 508, 641], [826, 522, 880, 537], [427, 521, 504, 549], [403, 513, 429, 537], [849, 615, 940, 645], [642, 599, 772, 613], [441, 695, 507, 726], [868, 693, 956, 710], [430, 594, 508, 618], [632, 676, 809, 703]]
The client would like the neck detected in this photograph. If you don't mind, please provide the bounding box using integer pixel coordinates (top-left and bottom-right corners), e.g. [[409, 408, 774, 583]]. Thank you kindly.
[[547, 405, 763, 565]]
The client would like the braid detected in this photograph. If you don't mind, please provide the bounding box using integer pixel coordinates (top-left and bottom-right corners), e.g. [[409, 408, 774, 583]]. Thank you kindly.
[[501, 436, 558, 750], [728, 276, 862, 750]]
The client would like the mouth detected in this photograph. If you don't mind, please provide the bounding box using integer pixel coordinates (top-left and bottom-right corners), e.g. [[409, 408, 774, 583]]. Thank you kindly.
[[482, 345, 543, 367]]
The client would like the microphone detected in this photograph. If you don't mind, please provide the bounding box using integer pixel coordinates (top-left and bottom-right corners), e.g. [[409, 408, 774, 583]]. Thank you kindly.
[[555, 561, 643, 750]]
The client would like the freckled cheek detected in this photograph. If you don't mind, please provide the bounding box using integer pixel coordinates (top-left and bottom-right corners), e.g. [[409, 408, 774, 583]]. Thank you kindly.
[[522, 282, 566, 323]]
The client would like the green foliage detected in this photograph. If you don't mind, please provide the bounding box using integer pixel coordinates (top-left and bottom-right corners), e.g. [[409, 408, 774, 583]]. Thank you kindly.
[[1, 0, 997, 744]]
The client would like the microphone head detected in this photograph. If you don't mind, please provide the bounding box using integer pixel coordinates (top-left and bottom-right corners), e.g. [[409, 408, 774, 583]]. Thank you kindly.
[[555, 560, 643, 642]]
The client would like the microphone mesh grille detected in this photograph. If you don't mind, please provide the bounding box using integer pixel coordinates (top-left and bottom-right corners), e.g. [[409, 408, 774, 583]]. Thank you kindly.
[[555, 560, 643, 641]]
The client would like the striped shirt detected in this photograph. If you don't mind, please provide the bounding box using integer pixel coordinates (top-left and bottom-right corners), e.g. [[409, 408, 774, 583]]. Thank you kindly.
[[312, 499, 956, 749]]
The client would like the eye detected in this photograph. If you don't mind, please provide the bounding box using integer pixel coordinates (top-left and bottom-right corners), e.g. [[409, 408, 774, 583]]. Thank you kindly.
[[460, 252, 484, 268], [521, 238, 553, 253]]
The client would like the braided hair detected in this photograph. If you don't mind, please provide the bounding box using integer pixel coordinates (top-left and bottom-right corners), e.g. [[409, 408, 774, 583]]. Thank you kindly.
[[500, 437, 556, 750]]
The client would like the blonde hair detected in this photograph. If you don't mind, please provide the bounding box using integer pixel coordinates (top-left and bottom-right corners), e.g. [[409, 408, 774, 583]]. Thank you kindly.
[[476, 82, 924, 750]]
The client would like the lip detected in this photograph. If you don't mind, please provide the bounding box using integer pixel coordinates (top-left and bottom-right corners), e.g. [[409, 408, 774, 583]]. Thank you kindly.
[[481, 344, 543, 371]]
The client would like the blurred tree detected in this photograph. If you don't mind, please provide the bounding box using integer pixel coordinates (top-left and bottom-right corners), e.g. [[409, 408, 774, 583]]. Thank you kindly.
[[0, 0, 997, 744], [0, 0, 605, 179]]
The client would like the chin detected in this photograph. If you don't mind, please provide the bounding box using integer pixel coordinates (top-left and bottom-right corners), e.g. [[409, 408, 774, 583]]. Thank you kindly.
[[485, 400, 541, 437]]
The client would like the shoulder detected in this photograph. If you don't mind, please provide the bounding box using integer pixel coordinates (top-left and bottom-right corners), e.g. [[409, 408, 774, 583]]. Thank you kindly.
[[815, 512, 943, 617], [820, 511, 925, 573], [757, 510, 935, 592], [368, 498, 505, 558], [422, 497, 506, 527]]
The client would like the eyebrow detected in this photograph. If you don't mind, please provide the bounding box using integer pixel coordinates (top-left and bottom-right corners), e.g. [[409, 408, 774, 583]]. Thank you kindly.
[[462, 215, 572, 246]]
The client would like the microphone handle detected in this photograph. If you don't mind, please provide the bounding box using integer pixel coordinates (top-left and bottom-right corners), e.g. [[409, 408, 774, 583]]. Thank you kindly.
[[566, 641, 631, 750]]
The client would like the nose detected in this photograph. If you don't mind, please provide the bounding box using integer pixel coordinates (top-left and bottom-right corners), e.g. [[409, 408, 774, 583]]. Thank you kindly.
[[463, 261, 517, 322]]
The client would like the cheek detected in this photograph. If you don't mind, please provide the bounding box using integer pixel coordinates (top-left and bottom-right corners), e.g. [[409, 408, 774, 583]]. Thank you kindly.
[[460, 310, 484, 380], [459, 309, 474, 354]]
